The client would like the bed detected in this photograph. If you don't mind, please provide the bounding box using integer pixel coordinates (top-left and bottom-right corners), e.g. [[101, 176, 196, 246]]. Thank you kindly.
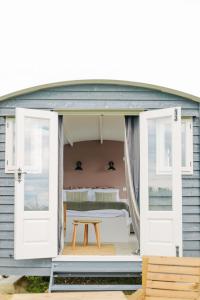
[[63, 189, 131, 243]]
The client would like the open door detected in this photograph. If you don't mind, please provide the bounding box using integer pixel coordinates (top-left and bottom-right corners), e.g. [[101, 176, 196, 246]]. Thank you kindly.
[[140, 107, 182, 256], [14, 108, 58, 259]]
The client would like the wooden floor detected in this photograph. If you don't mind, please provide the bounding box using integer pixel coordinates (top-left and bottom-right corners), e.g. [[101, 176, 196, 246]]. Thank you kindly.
[[8, 292, 126, 300], [62, 243, 116, 255]]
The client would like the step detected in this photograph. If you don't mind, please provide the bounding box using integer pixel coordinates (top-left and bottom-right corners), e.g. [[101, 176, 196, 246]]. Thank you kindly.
[[50, 284, 141, 291]]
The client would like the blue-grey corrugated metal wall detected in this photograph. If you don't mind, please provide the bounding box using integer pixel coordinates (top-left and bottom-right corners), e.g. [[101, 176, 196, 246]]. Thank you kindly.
[[0, 83, 199, 276]]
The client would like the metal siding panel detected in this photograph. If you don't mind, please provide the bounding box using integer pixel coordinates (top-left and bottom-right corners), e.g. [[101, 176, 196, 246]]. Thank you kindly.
[[0, 187, 14, 195], [0, 178, 14, 187], [0, 267, 51, 276], [0, 196, 14, 204], [0, 258, 51, 267], [0, 98, 198, 109], [0, 240, 14, 248], [0, 231, 13, 239], [183, 250, 200, 257], [183, 223, 200, 232], [0, 205, 14, 213], [0, 223, 14, 231], [3, 90, 196, 101], [184, 241, 200, 250], [0, 214, 14, 222]]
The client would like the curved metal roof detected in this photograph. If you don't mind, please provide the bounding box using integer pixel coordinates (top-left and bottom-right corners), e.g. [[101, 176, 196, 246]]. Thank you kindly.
[[0, 79, 200, 103]]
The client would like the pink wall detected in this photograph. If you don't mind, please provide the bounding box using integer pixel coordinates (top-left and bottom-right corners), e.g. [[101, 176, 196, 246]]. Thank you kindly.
[[63, 140, 126, 198]]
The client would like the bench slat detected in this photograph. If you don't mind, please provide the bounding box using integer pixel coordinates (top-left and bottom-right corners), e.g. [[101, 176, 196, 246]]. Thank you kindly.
[[147, 272, 200, 283], [146, 288, 198, 299], [146, 297, 192, 300], [148, 256, 200, 267], [148, 265, 200, 275], [146, 280, 199, 291]]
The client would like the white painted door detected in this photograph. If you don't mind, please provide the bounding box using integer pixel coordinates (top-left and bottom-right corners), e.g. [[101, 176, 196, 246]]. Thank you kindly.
[[14, 108, 58, 259], [140, 107, 182, 256]]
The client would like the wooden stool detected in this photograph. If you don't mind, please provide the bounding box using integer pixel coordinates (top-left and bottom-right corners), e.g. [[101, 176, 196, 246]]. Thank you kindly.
[[72, 219, 101, 249]]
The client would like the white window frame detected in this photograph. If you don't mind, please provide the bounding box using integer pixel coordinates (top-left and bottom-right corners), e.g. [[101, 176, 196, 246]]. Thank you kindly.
[[5, 116, 194, 176], [156, 117, 193, 175], [5, 117, 15, 173]]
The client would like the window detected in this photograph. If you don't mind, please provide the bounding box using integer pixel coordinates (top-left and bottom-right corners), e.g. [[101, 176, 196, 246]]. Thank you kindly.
[[5, 117, 15, 173], [5, 116, 194, 175], [156, 117, 193, 175], [181, 118, 193, 174]]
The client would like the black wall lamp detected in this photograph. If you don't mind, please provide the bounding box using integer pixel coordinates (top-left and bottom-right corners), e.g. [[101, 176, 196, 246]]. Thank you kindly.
[[75, 161, 83, 171], [107, 161, 116, 171]]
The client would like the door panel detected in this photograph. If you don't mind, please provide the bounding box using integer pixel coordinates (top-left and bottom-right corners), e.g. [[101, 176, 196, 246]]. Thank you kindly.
[[140, 108, 182, 256], [14, 108, 58, 259]]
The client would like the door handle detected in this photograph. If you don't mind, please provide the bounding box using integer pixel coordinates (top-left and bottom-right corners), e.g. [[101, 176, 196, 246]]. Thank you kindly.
[[176, 245, 180, 257], [16, 168, 27, 183]]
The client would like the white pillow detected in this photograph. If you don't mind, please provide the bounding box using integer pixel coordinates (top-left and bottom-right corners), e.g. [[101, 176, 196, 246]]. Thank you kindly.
[[63, 189, 88, 201], [63, 188, 120, 202], [63, 189, 95, 201], [93, 188, 120, 202]]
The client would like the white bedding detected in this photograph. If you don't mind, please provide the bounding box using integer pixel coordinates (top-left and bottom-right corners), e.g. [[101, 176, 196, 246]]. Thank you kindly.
[[67, 209, 131, 226]]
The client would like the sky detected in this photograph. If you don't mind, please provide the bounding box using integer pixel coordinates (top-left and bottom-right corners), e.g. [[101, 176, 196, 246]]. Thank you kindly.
[[0, 0, 200, 98]]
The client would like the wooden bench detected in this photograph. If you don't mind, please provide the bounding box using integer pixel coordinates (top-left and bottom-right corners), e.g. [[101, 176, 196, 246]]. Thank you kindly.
[[132, 256, 200, 300]]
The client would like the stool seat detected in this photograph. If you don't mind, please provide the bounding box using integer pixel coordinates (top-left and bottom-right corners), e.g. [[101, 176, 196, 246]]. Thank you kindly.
[[73, 219, 102, 224], [72, 219, 101, 249]]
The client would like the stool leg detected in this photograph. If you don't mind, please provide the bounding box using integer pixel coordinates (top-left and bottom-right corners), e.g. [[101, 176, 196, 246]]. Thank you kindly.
[[72, 224, 77, 249], [86, 224, 89, 246], [94, 223, 101, 248], [84, 224, 87, 246]]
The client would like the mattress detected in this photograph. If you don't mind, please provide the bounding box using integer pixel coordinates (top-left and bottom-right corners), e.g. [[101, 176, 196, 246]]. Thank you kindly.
[[67, 209, 131, 226]]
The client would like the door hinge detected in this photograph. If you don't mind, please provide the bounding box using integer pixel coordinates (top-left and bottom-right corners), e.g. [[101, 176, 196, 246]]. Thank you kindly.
[[16, 168, 27, 183], [174, 109, 178, 121]]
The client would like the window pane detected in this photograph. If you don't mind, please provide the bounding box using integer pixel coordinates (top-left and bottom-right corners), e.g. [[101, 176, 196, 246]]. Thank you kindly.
[[11, 119, 15, 166], [164, 122, 172, 167], [24, 117, 50, 211], [148, 118, 172, 211]]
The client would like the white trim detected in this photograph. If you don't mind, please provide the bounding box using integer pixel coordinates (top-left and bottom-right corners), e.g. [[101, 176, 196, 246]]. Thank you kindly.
[[53, 255, 141, 262], [5, 117, 15, 173], [181, 118, 193, 175]]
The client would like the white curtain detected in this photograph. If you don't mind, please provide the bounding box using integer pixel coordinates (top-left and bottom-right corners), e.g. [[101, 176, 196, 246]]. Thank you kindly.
[[124, 116, 140, 247], [58, 115, 64, 253]]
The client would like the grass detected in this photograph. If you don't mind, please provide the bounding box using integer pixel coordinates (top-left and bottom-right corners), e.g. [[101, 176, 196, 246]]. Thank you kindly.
[[25, 277, 49, 293], [24, 276, 141, 294]]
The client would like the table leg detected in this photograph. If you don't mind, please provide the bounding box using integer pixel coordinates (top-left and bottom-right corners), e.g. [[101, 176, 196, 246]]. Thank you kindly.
[[94, 223, 101, 248]]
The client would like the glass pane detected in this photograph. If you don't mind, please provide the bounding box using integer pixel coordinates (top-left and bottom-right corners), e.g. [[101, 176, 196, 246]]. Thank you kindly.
[[11, 119, 15, 166], [181, 121, 186, 167], [24, 117, 49, 211], [164, 122, 172, 167], [148, 117, 172, 211]]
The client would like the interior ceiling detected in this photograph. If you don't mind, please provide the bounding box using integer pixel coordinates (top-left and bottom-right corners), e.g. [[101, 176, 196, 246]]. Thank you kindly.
[[63, 115, 124, 145]]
